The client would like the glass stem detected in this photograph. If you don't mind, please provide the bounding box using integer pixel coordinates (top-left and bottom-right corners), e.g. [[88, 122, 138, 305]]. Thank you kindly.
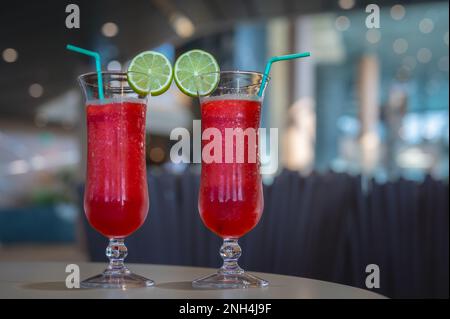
[[219, 238, 243, 275], [105, 238, 128, 274]]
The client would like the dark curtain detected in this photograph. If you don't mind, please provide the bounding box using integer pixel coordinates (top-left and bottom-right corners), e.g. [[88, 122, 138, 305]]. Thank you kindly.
[[80, 168, 449, 298]]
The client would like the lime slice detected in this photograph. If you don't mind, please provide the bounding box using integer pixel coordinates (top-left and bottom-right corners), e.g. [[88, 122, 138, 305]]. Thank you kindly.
[[127, 51, 173, 96], [174, 49, 220, 97]]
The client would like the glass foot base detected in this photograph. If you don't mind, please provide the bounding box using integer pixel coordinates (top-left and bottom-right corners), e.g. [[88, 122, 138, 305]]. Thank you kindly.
[[192, 271, 268, 289], [81, 268, 154, 289]]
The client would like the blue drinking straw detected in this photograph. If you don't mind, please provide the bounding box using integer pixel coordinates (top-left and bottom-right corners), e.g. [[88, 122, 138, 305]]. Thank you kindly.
[[258, 52, 311, 97], [66, 44, 104, 100]]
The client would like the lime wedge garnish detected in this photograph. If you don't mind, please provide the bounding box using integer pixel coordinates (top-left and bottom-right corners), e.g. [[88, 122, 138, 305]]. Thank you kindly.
[[127, 51, 173, 96], [174, 49, 220, 97]]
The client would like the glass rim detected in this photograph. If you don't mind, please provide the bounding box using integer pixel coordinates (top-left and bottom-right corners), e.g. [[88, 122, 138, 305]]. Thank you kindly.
[[78, 71, 150, 82], [197, 70, 270, 80], [196, 70, 270, 93], [77, 71, 152, 96]]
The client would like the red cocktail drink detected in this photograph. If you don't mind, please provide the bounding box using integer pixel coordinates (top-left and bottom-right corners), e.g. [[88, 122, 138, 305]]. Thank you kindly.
[[78, 71, 153, 288], [193, 71, 269, 289], [199, 97, 263, 238], [84, 99, 148, 238]]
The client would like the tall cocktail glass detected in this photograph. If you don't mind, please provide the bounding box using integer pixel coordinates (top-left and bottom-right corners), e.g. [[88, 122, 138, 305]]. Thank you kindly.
[[194, 71, 269, 288], [78, 72, 153, 289]]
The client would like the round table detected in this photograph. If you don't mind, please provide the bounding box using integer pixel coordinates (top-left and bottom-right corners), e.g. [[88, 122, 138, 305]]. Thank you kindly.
[[0, 262, 386, 299]]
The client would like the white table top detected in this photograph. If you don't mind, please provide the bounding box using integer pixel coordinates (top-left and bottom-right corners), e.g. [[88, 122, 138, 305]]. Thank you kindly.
[[0, 262, 386, 299]]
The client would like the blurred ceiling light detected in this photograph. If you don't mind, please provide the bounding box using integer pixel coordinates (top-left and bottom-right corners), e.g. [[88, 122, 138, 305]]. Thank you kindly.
[[170, 13, 195, 38], [402, 56, 417, 71], [417, 48, 432, 64], [335, 16, 350, 31], [338, 0, 355, 10], [366, 29, 381, 44], [102, 22, 119, 38], [390, 5, 406, 20], [419, 18, 434, 34], [438, 56, 449, 72], [107, 60, 122, 71], [444, 32, 449, 46], [393, 38, 408, 54], [29, 83, 44, 98], [2, 48, 18, 63], [7, 160, 29, 175]]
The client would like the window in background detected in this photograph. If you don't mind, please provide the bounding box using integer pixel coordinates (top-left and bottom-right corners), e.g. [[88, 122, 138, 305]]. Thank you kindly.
[[308, 2, 449, 181]]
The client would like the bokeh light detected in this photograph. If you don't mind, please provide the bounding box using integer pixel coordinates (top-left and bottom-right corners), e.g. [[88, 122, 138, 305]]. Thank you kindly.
[[417, 48, 432, 63], [335, 16, 350, 31], [107, 60, 122, 71], [2, 48, 18, 63], [393, 38, 408, 54], [338, 0, 355, 10], [419, 18, 434, 34], [28, 83, 44, 98], [390, 5, 406, 20], [101, 22, 119, 37]]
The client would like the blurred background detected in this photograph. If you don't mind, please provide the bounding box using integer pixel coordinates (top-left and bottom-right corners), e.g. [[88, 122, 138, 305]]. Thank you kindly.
[[0, 0, 448, 298]]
